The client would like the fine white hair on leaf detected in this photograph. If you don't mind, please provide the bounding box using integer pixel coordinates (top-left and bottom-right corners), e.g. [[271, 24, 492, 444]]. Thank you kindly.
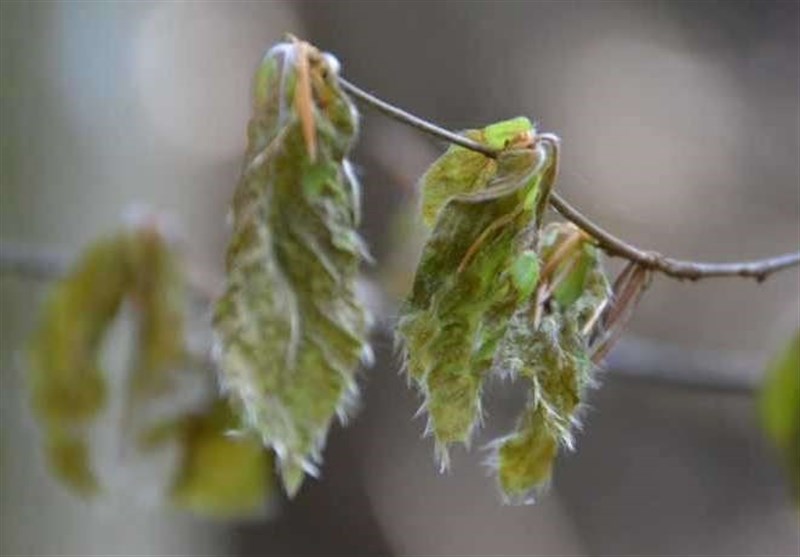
[[213, 40, 371, 496]]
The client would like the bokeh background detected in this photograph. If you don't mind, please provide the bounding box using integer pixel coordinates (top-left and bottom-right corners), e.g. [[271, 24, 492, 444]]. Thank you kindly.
[[1, 1, 798, 555]]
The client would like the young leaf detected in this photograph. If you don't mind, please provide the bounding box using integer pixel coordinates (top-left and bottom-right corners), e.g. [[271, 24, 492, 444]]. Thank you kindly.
[[170, 401, 274, 518], [27, 224, 276, 514], [213, 39, 372, 496], [759, 330, 800, 500], [420, 117, 533, 227], [398, 121, 557, 465], [27, 234, 129, 494], [490, 223, 610, 501], [125, 228, 187, 400]]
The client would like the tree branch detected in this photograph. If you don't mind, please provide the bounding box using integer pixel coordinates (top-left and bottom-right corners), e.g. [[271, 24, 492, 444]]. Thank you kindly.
[[338, 77, 800, 282], [0, 240, 762, 393]]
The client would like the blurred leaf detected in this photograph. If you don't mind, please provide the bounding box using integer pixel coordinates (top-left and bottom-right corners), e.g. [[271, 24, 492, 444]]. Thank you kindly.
[[213, 40, 371, 496], [27, 233, 129, 494], [398, 119, 560, 466], [171, 401, 274, 518], [45, 434, 101, 496], [494, 404, 558, 500], [126, 228, 187, 399], [27, 225, 276, 516], [759, 331, 800, 500]]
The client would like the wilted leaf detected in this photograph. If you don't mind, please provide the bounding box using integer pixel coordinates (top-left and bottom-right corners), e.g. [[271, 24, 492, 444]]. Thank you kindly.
[[213, 40, 372, 496], [489, 223, 609, 501], [493, 404, 558, 500], [398, 120, 559, 465], [759, 330, 800, 500]]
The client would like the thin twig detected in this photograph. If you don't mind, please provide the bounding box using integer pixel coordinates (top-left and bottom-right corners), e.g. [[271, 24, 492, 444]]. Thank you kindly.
[[338, 77, 800, 282], [1, 239, 760, 393], [548, 195, 800, 282]]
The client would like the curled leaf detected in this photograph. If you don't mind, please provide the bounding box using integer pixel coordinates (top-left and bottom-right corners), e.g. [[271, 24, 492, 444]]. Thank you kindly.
[[28, 224, 275, 515], [420, 117, 533, 227], [125, 228, 187, 399], [28, 226, 190, 495], [27, 233, 130, 494], [213, 39, 371, 496], [398, 119, 559, 465], [489, 223, 610, 501]]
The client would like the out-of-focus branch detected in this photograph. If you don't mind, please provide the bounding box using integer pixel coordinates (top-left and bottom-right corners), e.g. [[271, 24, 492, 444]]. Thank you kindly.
[[338, 77, 800, 283], [0, 240, 215, 306], [0, 241, 71, 282], [0, 240, 762, 393]]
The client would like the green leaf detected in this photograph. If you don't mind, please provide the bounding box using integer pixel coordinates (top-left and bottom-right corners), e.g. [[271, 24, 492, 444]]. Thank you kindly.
[[489, 223, 609, 501], [398, 125, 557, 466], [27, 225, 278, 514], [759, 331, 800, 500], [213, 40, 372, 496], [171, 401, 274, 518], [493, 404, 558, 501], [27, 233, 129, 494], [420, 117, 533, 227], [125, 228, 187, 399], [27, 227, 191, 496], [537, 223, 610, 326]]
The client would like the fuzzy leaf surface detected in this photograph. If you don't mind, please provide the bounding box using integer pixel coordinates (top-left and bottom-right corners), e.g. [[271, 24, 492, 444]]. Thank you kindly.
[[420, 117, 533, 227], [490, 223, 609, 501], [398, 120, 559, 464], [213, 40, 371, 496]]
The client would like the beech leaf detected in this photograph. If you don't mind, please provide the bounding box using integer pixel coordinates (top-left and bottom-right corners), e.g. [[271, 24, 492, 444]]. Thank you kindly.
[[759, 330, 800, 500], [171, 401, 274, 517], [397, 119, 558, 466], [490, 223, 610, 501], [213, 39, 372, 496]]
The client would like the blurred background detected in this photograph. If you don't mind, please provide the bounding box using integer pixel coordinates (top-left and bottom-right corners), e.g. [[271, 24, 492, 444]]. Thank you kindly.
[[1, 1, 798, 555]]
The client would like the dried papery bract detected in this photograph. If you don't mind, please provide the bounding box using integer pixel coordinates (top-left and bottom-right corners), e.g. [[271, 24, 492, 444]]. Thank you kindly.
[[489, 222, 610, 502], [397, 118, 559, 467], [590, 262, 651, 363], [213, 39, 372, 496]]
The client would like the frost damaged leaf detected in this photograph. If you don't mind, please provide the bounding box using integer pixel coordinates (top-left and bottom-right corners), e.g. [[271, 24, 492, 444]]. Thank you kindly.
[[398, 120, 561, 464], [759, 331, 800, 501], [171, 401, 274, 518], [490, 224, 610, 501], [213, 39, 371, 496]]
